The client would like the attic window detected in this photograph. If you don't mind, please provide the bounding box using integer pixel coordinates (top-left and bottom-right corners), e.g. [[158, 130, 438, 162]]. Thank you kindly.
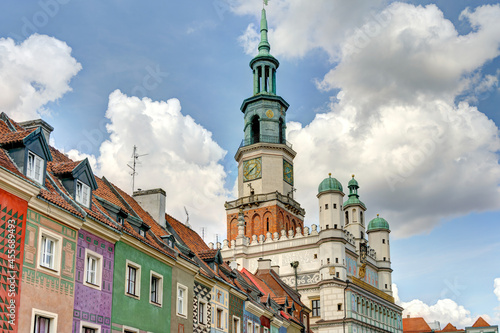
[[139, 230, 145, 237], [27, 151, 44, 184], [76, 180, 91, 207]]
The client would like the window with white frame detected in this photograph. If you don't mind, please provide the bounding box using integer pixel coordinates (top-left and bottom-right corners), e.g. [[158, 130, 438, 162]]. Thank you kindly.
[[233, 316, 241, 333], [264, 327, 269, 333], [27, 151, 44, 184], [38, 230, 61, 273], [150, 271, 163, 306], [80, 320, 100, 333], [216, 308, 223, 329], [76, 180, 91, 207], [123, 327, 139, 333], [125, 261, 141, 298], [177, 283, 188, 317], [247, 321, 253, 333], [31, 309, 57, 333], [255, 323, 260, 333], [198, 299, 207, 324], [84, 249, 103, 289]]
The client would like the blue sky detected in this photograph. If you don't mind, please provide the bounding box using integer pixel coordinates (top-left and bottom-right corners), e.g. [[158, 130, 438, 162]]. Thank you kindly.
[[1, 0, 499, 325]]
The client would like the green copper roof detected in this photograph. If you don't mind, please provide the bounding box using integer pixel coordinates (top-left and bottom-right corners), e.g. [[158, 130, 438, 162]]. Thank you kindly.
[[343, 196, 366, 209], [318, 174, 343, 194], [257, 8, 271, 56], [348, 175, 358, 187], [367, 215, 390, 232]]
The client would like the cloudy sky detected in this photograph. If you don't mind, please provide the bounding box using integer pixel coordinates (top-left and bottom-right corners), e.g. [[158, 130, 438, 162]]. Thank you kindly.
[[1, 0, 499, 325]]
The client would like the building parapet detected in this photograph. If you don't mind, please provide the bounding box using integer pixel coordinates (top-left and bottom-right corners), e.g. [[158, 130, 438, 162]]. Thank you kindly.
[[224, 191, 305, 216]]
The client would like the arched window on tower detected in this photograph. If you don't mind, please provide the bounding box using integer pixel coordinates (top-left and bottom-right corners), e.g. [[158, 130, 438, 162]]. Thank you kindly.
[[250, 116, 260, 144], [345, 211, 349, 224], [266, 218, 269, 232], [360, 211, 364, 226]]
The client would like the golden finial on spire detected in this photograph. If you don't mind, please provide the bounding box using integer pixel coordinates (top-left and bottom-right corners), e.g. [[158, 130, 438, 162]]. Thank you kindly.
[[328, 173, 332, 177], [352, 174, 355, 178], [377, 214, 379, 217]]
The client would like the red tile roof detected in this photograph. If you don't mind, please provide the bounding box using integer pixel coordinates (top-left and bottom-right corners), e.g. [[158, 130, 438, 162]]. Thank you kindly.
[[0, 128, 36, 145], [166, 214, 210, 253], [472, 317, 490, 328], [403, 317, 433, 333], [50, 160, 82, 175], [437, 323, 464, 332]]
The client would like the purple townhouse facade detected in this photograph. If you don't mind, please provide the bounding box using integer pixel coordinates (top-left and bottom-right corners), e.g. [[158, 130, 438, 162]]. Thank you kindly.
[[72, 228, 117, 333]]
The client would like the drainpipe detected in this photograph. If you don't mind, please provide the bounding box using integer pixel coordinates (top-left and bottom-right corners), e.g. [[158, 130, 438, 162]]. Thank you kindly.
[[343, 279, 350, 333]]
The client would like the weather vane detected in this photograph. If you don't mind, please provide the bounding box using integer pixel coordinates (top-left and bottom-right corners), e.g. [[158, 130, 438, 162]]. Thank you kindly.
[[263, 0, 269, 7]]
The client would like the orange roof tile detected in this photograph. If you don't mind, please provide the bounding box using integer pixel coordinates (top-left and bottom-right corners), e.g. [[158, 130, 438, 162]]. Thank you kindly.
[[0, 128, 36, 145], [472, 317, 490, 328], [50, 160, 82, 175], [403, 318, 433, 333], [166, 214, 210, 253], [437, 323, 464, 332]]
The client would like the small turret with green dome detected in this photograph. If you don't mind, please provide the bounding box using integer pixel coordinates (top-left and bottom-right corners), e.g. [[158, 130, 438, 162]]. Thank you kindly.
[[344, 174, 366, 209], [367, 214, 390, 232], [318, 173, 343, 194]]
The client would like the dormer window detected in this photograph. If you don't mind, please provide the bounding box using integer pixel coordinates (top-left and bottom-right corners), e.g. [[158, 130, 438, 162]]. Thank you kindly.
[[27, 151, 44, 184], [76, 180, 91, 207]]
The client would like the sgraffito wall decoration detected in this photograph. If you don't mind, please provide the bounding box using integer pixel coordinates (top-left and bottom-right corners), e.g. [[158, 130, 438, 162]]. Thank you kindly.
[[0, 188, 28, 332]]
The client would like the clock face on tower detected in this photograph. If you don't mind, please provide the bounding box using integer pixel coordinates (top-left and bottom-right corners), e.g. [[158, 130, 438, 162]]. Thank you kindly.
[[243, 157, 262, 182], [283, 159, 293, 185]]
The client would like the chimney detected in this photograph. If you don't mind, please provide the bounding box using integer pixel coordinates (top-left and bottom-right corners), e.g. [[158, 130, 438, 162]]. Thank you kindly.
[[271, 265, 280, 275], [257, 258, 272, 271], [19, 119, 54, 144], [133, 188, 166, 228]]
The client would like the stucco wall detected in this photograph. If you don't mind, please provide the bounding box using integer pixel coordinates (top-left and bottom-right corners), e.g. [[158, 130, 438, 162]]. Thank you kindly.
[[111, 241, 172, 332]]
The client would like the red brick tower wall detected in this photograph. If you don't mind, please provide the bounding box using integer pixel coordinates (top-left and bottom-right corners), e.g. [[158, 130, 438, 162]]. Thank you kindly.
[[227, 204, 304, 243]]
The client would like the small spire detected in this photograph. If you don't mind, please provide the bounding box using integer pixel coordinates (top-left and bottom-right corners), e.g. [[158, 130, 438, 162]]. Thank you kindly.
[[328, 173, 332, 177], [377, 214, 379, 217], [258, 8, 271, 56], [352, 174, 355, 178]]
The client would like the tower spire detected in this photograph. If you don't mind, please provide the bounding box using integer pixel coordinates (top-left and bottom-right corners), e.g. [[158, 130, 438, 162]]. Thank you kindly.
[[258, 8, 271, 56]]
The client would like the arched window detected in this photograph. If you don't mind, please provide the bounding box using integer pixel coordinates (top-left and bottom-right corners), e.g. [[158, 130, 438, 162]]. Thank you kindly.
[[266, 218, 269, 232], [250, 116, 260, 144], [360, 211, 364, 226], [345, 211, 349, 224]]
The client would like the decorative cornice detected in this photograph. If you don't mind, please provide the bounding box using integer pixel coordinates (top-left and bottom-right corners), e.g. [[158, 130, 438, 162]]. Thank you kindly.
[[235, 141, 296, 161], [81, 219, 121, 243], [195, 273, 216, 288], [29, 196, 83, 230], [229, 287, 247, 300], [245, 301, 265, 317], [121, 233, 176, 267], [0, 167, 39, 201]]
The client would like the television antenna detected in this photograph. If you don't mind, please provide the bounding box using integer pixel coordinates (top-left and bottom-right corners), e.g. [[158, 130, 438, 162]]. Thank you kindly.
[[127, 145, 148, 193]]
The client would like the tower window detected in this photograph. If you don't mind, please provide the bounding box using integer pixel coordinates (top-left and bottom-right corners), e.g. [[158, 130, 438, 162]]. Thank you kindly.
[[333, 203, 337, 209], [382, 239, 385, 244], [385, 284, 388, 289], [325, 225, 329, 229], [360, 211, 364, 225], [383, 257, 386, 261], [336, 272, 339, 278], [325, 204, 329, 210], [338, 303, 342, 311], [266, 218, 269, 232], [314, 254, 317, 259], [327, 258, 330, 264], [345, 211, 349, 224], [335, 258, 339, 263], [334, 224, 337, 229]]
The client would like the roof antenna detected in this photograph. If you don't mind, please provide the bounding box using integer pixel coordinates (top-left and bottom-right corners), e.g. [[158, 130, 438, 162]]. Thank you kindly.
[[201, 227, 206, 241], [184, 206, 191, 229], [127, 145, 148, 193]]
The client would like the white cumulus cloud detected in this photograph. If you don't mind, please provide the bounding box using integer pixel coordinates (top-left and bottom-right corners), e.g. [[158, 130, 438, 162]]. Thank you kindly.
[[0, 34, 81, 121], [97, 90, 230, 240], [494, 278, 500, 320], [393, 284, 493, 328]]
